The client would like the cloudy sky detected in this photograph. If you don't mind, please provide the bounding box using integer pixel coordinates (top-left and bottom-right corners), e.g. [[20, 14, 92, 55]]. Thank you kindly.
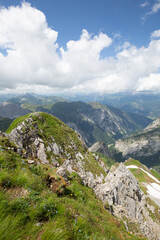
[[0, 0, 160, 94]]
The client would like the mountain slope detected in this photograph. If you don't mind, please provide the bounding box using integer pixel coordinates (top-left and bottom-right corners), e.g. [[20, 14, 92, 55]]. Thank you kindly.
[[0, 118, 13, 132], [124, 159, 160, 207], [69, 92, 160, 119], [0, 103, 30, 119], [0, 112, 146, 240], [37, 101, 152, 147], [7, 93, 67, 111], [115, 119, 160, 171], [0, 112, 159, 239]]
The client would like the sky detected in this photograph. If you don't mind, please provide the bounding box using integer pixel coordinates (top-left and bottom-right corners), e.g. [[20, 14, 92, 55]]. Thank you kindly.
[[0, 0, 160, 94]]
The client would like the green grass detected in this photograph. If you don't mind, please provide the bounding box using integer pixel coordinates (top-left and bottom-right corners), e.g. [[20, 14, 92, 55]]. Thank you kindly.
[[124, 159, 160, 183], [150, 169, 160, 181], [129, 168, 154, 183], [124, 159, 146, 169], [0, 143, 146, 240], [5, 112, 86, 162], [97, 152, 116, 168], [6, 114, 30, 134], [0, 112, 150, 239], [83, 152, 107, 177]]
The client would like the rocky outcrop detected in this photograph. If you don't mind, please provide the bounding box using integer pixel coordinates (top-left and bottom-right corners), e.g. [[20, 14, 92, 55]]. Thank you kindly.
[[115, 119, 160, 166], [95, 163, 145, 218], [55, 158, 160, 239], [8, 113, 87, 165], [8, 117, 48, 163], [93, 163, 160, 240], [88, 141, 112, 157]]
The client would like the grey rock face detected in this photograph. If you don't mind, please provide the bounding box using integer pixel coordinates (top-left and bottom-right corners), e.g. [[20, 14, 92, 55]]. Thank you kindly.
[[52, 142, 59, 155], [115, 118, 160, 159], [37, 142, 47, 164], [88, 141, 112, 157], [93, 163, 160, 240], [8, 116, 48, 163], [95, 163, 145, 218]]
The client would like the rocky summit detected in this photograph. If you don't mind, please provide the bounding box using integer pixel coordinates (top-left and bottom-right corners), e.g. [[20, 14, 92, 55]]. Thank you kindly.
[[0, 112, 160, 240]]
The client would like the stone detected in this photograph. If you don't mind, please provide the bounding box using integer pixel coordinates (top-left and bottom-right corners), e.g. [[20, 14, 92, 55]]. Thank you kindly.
[[37, 142, 48, 164], [76, 152, 84, 160], [52, 142, 59, 155], [27, 160, 35, 164]]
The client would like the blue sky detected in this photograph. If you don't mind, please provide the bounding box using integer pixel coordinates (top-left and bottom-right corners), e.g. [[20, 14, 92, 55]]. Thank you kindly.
[[0, 0, 160, 94], [1, 0, 159, 49]]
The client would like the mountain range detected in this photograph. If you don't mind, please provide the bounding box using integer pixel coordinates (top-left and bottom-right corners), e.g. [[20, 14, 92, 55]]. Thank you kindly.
[[37, 101, 152, 146], [65, 92, 160, 119], [0, 94, 152, 146]]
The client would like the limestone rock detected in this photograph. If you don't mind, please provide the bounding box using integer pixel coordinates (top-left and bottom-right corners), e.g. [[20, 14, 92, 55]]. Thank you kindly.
[[37, 142, 47, 164], [93, 163, 160, 240], [88, 141, 112, 157], [115, 118, 160, 160]]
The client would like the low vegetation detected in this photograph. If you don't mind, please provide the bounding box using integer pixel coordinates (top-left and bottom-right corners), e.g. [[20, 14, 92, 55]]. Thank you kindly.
[[0, 144, 145, 240]]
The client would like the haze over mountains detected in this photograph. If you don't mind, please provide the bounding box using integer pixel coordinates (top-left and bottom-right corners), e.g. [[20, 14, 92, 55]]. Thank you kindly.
[[0, 93, 152, 145], [0, 92, 160, 171]]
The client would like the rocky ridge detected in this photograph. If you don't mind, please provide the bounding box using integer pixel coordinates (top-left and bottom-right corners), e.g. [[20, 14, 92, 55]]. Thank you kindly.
[[3, 112, 160, 239]]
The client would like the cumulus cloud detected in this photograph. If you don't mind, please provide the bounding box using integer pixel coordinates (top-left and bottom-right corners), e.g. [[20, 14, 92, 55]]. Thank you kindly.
[[0, 2, 160, 94], [137, 74, 160, 91]]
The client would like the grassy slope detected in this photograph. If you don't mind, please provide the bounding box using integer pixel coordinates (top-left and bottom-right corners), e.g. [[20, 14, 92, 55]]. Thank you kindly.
[[0, 140, 146, 240], [0, 113, 147, 239], [124, 159, 160, 196]]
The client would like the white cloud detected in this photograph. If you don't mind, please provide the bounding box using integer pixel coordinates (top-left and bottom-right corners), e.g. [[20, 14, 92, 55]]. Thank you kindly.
[[151, 29, 160, 38], [140, 1, 149, 8], [137, 74, 160, 91], [0, 2, 160, 94], [150, 0, 160, 14], [143, 0, 160, 19]]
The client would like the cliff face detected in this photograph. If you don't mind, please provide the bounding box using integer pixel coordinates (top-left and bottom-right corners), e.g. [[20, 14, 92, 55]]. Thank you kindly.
[[115, 119, 160, 169], [1, 112, 160, 239]]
